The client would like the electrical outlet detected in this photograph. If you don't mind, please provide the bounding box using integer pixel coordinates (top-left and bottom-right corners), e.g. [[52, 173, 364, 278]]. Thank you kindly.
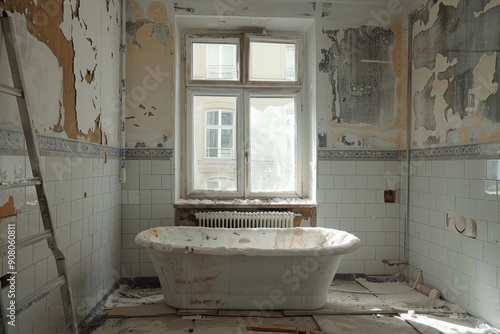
[[446, 211, 477, 238]]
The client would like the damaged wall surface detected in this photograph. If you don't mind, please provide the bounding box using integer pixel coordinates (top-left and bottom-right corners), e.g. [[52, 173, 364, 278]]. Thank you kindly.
[[412, 0, 500, 148], [0, 0, 122, 146], [125, 0, 174, 148], [126, 0, 410, 149]]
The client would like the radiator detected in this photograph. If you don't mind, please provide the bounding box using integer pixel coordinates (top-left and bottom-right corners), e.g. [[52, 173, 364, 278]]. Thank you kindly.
[[195, 211, 294, 228]]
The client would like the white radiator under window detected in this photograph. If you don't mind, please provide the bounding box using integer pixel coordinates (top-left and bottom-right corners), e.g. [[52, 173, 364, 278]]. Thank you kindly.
[[195, 211, 294, 228]]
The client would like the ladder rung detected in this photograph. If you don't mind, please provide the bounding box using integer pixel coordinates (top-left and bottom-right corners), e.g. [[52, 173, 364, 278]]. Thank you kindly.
[[0, 82, 23, 97], [16, 276, 66, 315], [0, 229, 52, 254], [0, 177, 41, 190]]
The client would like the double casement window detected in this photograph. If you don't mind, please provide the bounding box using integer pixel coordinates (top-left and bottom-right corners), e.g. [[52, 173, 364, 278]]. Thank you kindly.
[[182, 31, 304, 199]]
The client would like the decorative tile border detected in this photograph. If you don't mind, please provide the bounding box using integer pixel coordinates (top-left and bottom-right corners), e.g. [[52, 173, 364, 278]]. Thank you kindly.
[[124, 148, 174, 158], [318, 149, 403, 160], [0, 129, 120, 157], [4, 128, 498, 161], [319, 142, 500, 160], [410, 142, 500, 159]]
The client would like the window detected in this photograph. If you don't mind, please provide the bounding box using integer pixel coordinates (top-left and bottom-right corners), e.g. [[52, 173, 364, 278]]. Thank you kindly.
[[205, 110, 234, 158], [183, 31, 304, 199]]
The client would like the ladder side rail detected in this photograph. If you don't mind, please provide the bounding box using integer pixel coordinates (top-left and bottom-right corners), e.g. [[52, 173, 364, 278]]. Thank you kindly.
[[1, 14, 79, 334]]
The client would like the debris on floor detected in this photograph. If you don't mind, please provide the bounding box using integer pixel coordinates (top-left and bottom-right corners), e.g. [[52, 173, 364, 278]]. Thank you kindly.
[[87, 279, 500, 334]]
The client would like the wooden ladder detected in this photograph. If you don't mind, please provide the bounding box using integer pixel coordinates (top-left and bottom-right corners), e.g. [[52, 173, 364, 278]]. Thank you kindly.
[[0, 13, 78, 333]]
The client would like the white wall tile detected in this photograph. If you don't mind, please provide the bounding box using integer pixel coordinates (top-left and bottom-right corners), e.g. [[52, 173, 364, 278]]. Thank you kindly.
[[367, 175, 386, 189], [341, 190, 355, 203], [470, 179, 497, 201], [484, 243, 500, 267], [488, 222, 500, 245], [455, 197, 476, 217], [317, 203, 337, 218], [476, 199, 499, 222], [354, 246, 375, 260], [444, 230, 462, 253], [56, 202, 71, 227], [331, 161, 357, 175], [429, 177, 448, 195], [448, 178, 470, 198], [365, 204, 385, 218], [355, 218, 383, 232], [356, 190, 376, 203], [334, 175, 346, 189], [122, 174, 140, 190], [54, 180, 71, 204], [324, 190, 342, 204], [317, 175, 334, 189], [470, 278, 499, 308], [465, 160, 486, 180], [139, 160, 152, 175], [317, 161, 332, 175], [136, 189, 150, 204], [125, 160, 140, 175], [431, 161, 444, 177], [444, 160, 465, 178], [357, 161, 385, 175], [152, 190, 171, 204], [152, 160, 171, 175], [346, 175, 367, 189], [338, 204, 365, 217], [477, 261, 498, 287]]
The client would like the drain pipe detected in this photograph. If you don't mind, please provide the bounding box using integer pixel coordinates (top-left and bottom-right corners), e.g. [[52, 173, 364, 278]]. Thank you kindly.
[[404, 13, 413, 263], [119, 0, 127, 184]]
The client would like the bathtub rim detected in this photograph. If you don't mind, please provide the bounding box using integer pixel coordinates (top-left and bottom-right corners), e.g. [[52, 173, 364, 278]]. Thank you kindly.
[[135, 226, 360, 257]]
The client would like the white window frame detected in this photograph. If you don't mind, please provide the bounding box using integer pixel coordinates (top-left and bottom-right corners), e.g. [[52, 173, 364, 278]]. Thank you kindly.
[[183, 30, 305, 199]]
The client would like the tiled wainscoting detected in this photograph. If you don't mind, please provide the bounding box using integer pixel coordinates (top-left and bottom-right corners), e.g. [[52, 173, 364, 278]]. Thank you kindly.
[[405, 158, 500, 329], [121, 158, 175, 277], [316, 160, 402, 275], [0, 150, 121, 333]]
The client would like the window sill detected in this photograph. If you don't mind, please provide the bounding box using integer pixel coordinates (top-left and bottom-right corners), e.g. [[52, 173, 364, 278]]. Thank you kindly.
[[175, 198, 316, 207], [174, 198, 317, 227]]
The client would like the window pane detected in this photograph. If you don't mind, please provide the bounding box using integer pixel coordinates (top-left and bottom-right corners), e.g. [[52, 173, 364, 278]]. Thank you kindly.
[[206, 111, 218, 125], [249, 42, 296, 82], [192, 43, 238, 80], [249, 97, 296, 193], [221, 112, 233, 125], [193, 95, 237, 192]]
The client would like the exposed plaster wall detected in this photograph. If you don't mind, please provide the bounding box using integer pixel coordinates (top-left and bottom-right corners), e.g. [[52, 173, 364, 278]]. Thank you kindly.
[[317, 21, 407, 149], [0, 0, 121, 146], [125, 0, 174, 148], [126, 0, 408, 149], [412, 0, 500, 148]]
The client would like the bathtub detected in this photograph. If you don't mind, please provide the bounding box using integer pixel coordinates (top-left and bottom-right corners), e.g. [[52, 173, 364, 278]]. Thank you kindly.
[[135, 226, 360, 310]]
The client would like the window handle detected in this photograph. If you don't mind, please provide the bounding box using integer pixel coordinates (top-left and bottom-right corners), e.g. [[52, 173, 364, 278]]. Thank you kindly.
[[245, 151, 248, 162]]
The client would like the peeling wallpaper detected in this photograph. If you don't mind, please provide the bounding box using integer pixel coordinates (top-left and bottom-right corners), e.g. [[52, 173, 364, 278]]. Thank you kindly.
[[0, 0, 122, 146], [126, 0, 407, 149], [412, 0, 500, 148]]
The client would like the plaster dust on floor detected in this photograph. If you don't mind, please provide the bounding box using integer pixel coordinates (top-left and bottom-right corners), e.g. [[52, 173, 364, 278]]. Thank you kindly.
[[85, 279, 500, 334]]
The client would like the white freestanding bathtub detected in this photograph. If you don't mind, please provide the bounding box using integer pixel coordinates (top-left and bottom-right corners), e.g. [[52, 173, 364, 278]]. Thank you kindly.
[[135, 226, 360, 310]]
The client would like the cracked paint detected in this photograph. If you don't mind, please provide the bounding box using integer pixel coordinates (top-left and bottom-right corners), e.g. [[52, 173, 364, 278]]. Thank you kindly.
[[0, 0, 121, 147], [412, 0, 500, 147]]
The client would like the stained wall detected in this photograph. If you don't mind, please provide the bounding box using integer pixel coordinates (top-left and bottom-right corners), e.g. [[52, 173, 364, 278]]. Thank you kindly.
[[406, 0, 500, 328], [411, 0, 500, 147], [0, 1, 123, 332]]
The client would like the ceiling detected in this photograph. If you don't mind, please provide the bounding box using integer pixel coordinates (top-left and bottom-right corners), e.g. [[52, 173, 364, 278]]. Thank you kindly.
[[176, 0, 428, 30]]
